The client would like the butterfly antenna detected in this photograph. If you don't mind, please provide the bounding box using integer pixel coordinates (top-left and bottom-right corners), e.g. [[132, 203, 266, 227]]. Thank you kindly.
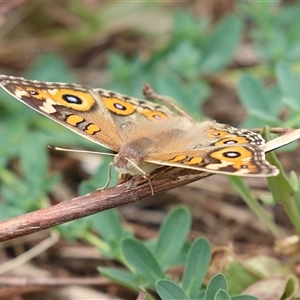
[[48, 145, 115, 157], [49, 146, 116, 192], [126, 158, 154, 195], [142, 83, 193, 120]]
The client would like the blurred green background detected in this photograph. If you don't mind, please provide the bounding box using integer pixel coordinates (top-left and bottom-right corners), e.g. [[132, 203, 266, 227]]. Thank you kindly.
[[1, 2, 300, 299]]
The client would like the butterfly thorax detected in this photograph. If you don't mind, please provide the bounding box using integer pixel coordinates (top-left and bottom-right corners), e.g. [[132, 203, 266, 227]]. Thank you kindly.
[[114, 137, 158, 175]]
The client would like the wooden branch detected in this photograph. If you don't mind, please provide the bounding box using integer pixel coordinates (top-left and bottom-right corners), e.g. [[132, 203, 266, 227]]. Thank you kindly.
[[0, 168, 211, 242]]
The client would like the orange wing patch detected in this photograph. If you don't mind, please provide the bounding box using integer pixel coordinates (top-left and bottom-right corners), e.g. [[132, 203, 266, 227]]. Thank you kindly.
[[14, 87, 96, 111], [102, 96, 136, 116]]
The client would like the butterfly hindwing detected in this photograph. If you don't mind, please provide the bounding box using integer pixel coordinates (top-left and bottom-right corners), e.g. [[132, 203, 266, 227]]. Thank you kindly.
[[143, 121, 279, 176]]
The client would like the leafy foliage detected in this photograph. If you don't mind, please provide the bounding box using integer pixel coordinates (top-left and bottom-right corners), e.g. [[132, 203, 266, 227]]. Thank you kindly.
[[239, 1, 300, 65], [97, 207, 257, 299], [107, 13, 242, 116], [1, 2, 300, 299]]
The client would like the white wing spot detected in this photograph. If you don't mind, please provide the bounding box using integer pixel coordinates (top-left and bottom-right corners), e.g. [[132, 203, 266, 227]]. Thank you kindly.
[[206, 161, 233, 170], [48, 89, 58, 95], [14, 89, 28, 98], [39, 99, 57, 113]]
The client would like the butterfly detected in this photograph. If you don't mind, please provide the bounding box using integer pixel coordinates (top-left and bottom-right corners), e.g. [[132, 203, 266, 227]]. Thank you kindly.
[[0, 75, 279, 181]]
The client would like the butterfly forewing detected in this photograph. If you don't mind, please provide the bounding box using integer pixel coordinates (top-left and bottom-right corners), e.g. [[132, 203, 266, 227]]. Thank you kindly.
[[94, 88, 178, 126], [0, 75, 122, 151]]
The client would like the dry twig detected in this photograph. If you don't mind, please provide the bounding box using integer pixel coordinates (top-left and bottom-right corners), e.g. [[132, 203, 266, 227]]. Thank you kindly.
[[0, 168, 210, 242]]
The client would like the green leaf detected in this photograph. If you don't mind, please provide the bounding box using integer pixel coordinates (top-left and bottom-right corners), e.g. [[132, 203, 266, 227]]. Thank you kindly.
[[267, 149, 300, 225], [168, 42, 200, 77], [276, 61, 300, 111], [262, 128, 300, 236], [156, 279, 191, 300], [171, 11, 208, 43], [122, 238, 165, 286], [182, 237, 211, 297], [215, 289, 231, 300], [284, 274, 299, 300], [58, 218, 93, 241], [200, 16, 242, 72], [238, 74, 279, 126], [231, 296, 258, 300], [154, 206, 191, 269], [224, 261, 258, 295], [204, 274, 228, 300], [86, 209, 133, 260], [98, 267, 140, 291], [92, 209, 123, 247], [229, 176, 280, 238], [156, 75, 209, 117], [238, 74, 269, 112]]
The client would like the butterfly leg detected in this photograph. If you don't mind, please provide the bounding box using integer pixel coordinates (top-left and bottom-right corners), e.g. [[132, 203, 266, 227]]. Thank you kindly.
[[144, 175, 154, 196], [126, 158, 154, 195], [96, 162, 114, 191]]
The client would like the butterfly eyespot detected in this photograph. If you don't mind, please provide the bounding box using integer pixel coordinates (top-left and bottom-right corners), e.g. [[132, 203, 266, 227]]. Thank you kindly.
[[28, 90, 39, 95], [114, 102, 126, 111], [215, 137, 248, 146], [102, 96, 135, 115], [233, 162, 258, 173], [53, 89, 95, 111], [62, 94, 82, 104], [140, 109, 168, 121], [223, 151, 241, 158], [152, 114, 164, 120], [223, 140, 237, 145]]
